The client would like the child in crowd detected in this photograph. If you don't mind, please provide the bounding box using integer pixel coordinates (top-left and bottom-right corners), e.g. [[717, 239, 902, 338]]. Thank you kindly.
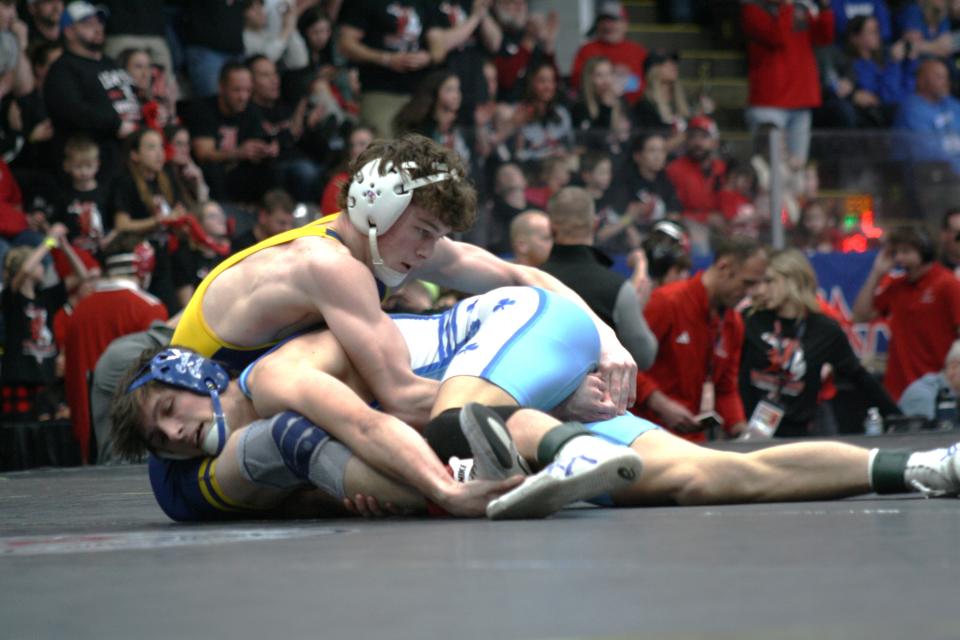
[[578, 150, 619, 232], [794, 199, 842, 253], [57, 135, 107, 257], [0, 224, 73, 421], [524, 154, 571, 209]]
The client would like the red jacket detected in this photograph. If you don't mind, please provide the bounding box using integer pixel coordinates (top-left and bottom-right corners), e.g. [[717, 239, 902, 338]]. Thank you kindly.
[[665, 155, 726, 223], [65, 280, 167, 462], [0, 159, 27, 239], [569, 40, 648, 104], [742, 1, 833, 108], [633, 272, 746, 442], [873, 264, 960, 400]]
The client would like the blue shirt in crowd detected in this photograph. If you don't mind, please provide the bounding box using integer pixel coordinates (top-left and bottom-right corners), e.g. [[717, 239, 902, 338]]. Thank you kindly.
[[832, 0, 892, 42], [852, 56, 918, 105], [896, 1, 949, 41], [893, 92, 960, 173]]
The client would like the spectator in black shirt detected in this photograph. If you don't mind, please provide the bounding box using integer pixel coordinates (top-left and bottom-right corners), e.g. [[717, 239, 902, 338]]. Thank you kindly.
[[577, 150, 619, 242], [172, 199, 229, 309], [181, 0, 245, 98], [540, 186, 656, 372], [163, 123, 209, 213], [571, 56, 631, 151], [24, 0, 62, 49], [56, 135, 106, 255], [482, 161, 528, 253], [190, 61, 277, 204], [425, 0, 502, 126], [44, 1, 139, 185], [109, 127, 185, 314], [247, 54, 323, 202], [10, 39, 59, 173], [101, 0, 173, 86], [600, 132, 680, 254], [230, 187, 295, 253], [338, 0, 435, 138], [739, 249, 899, 438], [0, 223, 70, 421]]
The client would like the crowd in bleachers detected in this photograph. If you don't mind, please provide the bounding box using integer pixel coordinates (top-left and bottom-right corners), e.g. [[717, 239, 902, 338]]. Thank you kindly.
[[2, 0, 960, 465]]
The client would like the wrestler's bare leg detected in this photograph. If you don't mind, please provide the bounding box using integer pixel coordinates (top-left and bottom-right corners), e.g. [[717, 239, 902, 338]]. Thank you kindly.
[[495, 410, 872, 504]]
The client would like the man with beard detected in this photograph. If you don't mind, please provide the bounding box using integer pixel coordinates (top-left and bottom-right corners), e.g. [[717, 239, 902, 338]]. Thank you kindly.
[[25, 0, 62, 48], [44, 1, 140, 184], [664, 115, 726, 227]]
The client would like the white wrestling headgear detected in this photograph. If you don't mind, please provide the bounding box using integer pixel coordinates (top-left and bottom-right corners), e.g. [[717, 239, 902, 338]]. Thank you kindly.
[[347, 158, 453, 286]]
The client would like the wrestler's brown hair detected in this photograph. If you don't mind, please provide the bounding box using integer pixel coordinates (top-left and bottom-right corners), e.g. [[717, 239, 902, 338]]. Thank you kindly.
[[110, 345, 168, 460], [337, 133, 477, 232]]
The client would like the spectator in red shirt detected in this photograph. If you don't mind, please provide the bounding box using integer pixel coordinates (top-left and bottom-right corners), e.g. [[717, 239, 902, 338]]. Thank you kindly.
[[852, 224, 960, 400], [64, 233, 168, 462], [665, 115, 726, 227], [633, 234, 768, 442], [742, 0, 834, 168], [569, 1, 647, 105]]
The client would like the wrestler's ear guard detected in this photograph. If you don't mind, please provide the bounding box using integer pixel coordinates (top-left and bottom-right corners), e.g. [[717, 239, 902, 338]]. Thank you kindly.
[[346, 159, 454, 286], [128, 348, 231, 458]]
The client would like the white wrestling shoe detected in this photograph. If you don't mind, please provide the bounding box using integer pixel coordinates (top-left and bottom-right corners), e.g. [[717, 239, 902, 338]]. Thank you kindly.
[[458, 403, 531, 481], [486, 433, 643, 520], [905, 442, 960, 497]]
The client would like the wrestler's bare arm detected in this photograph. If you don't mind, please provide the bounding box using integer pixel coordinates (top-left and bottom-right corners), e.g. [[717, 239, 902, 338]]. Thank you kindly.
[[246, 352, 520, 517], [300, 248, 441, 427], [416, 238, 639, 413], [208, 424, 424, 517]]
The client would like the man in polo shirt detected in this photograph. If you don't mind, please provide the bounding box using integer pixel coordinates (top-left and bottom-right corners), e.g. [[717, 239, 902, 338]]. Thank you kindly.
[[852, 224, 960, 400], [664, 115, 727, 227], [632, 234, 768, 442]]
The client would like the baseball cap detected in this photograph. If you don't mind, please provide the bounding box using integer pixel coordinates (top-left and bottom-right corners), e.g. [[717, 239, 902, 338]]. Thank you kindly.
[[588, 1, 627, 35], [61, 2, 108, 29], [687, 115, 719, 138]]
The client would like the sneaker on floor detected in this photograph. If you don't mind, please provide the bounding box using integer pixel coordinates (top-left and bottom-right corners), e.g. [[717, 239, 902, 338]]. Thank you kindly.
[[905, 443, 960, 497], [486, 435, 642, 520], [459, 403, 531, 481]]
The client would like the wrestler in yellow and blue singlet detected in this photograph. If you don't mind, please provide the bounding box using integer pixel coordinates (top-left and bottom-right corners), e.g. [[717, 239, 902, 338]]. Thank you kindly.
[[171, 212, 391, 371]]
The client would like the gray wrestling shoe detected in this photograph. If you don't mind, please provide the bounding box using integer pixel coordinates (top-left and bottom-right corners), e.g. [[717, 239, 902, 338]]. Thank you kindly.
[[486, 433, 643, 520], [905, 442, 960, 497], [459, 403, 531, 481]]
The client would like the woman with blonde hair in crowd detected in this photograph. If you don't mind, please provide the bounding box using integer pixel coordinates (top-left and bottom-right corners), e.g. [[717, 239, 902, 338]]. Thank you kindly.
[[571, 56, 631, 150], [632, 50, 690, 153], [739, 249, 899, 438]]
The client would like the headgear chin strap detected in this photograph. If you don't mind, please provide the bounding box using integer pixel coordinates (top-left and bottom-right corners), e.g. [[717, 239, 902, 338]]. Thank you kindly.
[[127, 348, 231, 458], [347, 158, 454, 287]]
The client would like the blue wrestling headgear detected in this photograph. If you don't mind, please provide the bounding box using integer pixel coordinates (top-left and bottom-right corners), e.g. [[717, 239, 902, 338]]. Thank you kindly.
[[347, 158, 454, 287], [127, 348, 231, 458]]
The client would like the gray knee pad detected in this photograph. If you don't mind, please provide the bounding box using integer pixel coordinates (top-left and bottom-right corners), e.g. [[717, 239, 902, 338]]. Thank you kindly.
[[236, 412, 352, 499]]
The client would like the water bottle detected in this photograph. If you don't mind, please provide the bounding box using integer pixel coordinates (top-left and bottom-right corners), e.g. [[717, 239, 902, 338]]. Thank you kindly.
[[863, 407, 883, 436], [934, 386, 957, 431]]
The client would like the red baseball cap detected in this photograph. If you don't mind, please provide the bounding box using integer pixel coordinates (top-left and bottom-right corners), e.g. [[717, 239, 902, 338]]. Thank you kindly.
[[687, 115, 719, 138]]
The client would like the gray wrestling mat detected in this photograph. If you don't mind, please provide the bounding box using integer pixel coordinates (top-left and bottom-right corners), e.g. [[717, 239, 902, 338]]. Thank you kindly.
[[2, 433, 959, 640]]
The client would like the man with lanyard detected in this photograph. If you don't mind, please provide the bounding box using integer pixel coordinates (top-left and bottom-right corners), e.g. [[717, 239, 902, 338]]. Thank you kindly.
[[633, 235, 767, 441]]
